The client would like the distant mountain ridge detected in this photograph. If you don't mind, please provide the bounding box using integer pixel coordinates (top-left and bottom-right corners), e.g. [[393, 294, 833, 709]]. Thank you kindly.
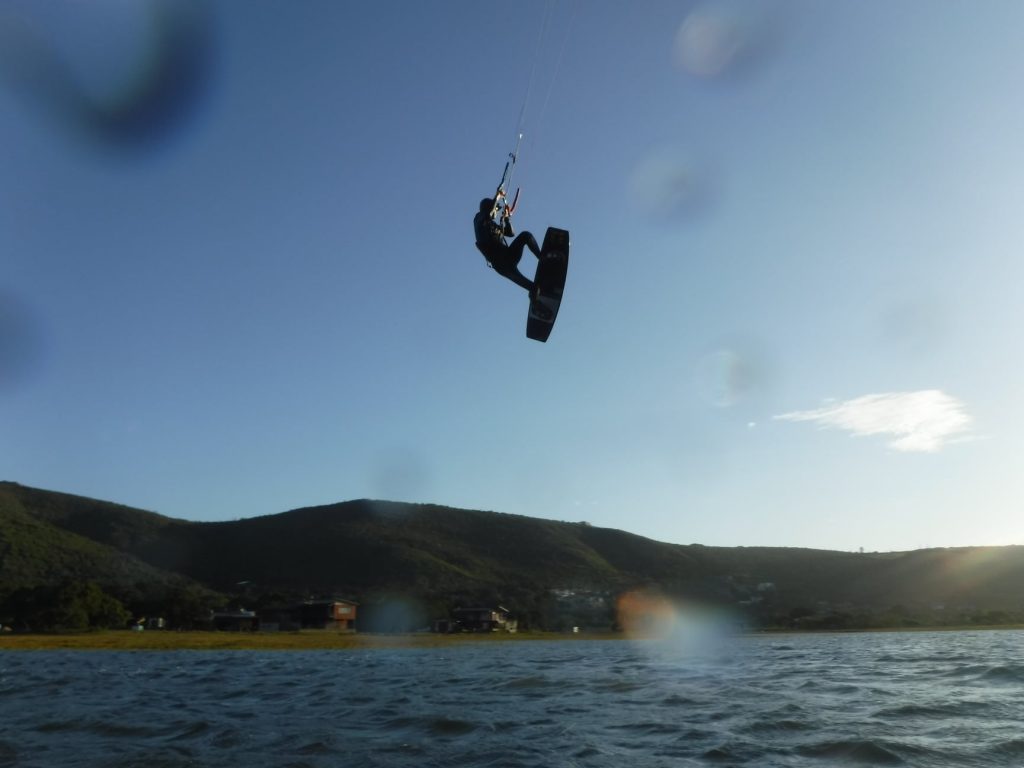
[[3, 481, 1024, 626]]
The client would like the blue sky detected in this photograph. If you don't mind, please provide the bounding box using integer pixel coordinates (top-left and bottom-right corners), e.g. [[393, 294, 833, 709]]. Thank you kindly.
[[3, 0, 1023, 552]]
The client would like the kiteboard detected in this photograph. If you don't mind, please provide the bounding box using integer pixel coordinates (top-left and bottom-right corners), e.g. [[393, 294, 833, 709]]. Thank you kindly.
[[526, 227, 570, 343]]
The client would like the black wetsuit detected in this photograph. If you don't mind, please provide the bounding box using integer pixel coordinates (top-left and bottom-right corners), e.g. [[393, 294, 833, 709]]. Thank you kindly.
[[474, 210, 541, 293]]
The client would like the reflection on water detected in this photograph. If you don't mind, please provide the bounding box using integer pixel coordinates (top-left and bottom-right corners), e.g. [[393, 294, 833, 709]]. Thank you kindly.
[[2, 630, 1023, 767]]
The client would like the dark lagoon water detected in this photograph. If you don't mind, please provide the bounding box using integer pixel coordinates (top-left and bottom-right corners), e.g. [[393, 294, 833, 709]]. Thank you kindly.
[[2, 630, 1024, 767]]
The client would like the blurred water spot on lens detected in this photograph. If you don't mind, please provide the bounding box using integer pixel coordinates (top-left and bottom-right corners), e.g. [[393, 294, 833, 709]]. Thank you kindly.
[[360, 596, 429, 634], [0, 291, 47, 392], [673, 0, 779, 80], [694, 342, 771, 409], [629, 143, 716, 223], [0, 0, 216, 151], [370, 448, 432, 502], [877, 299, 950, 359], [616, 590, 741, 654]]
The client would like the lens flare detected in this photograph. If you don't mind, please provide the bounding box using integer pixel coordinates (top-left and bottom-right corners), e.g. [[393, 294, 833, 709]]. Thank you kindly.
[[616, 590, 740, 655]]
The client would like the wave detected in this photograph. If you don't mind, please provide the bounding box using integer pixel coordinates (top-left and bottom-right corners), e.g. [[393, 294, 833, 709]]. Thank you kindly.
[[4, 635, 1022, 768], [97, 752, 210, 768], [796, 679, 862, 695], [874, 700, 991, 719], [937, 662, 1024, 684], [0, 740, 16, 768], [164, 720, 210, 741], [591, 679, 646, 693], [742, 718, 812, 734], [797, 739, 905, 765], [876, 653, 974, 664], [606, 721, 684, 735], [32, 719, 161, 738], [426, 716, 478, 736], [658, 693, 698, 707], [383, 715, 478, 736], [989, 738, 1024, 758], [295, 740, 336, 755], [499, 675, 555, 690], [980, 664, 1024, 684]]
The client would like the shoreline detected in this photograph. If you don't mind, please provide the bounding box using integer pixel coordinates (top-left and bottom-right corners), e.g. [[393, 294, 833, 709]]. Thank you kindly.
[[0, 630, 622, 651], [1, 625, 1022, 651]]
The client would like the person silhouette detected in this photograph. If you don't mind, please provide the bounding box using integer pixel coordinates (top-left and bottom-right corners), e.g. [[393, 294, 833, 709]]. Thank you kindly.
[[473, 196, 542, 299]]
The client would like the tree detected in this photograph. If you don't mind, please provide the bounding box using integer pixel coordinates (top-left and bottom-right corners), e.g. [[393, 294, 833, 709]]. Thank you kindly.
[[0, 581, 129, 632], [163, 585, 218, 630]]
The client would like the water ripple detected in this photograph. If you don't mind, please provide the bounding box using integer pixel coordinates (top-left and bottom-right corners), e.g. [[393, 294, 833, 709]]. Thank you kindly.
[[1, 631, 1023, 767]]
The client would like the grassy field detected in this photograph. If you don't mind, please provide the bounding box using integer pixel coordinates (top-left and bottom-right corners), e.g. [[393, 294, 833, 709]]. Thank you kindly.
[[0, 630, 622, 651], [3, 625, 1019, 651]]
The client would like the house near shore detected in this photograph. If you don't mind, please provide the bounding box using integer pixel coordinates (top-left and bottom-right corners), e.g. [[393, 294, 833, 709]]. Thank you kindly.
[[435, 606, 517, 633], [212, 609, 257, 632], [257, 598, 358, 632], [294, 599, 357, 630]]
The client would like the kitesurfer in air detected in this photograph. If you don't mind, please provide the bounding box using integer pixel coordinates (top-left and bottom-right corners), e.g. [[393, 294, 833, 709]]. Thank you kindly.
[[474, 195, 542, 298]]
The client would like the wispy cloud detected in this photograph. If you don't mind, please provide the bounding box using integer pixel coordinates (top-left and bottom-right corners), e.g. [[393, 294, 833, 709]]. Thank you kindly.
[[774, 390, 972, 453]]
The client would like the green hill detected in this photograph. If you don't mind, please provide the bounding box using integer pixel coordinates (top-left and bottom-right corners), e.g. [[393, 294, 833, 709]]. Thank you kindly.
[[0, 484, 221, 624], [1, 485, 181, 594], [3, 481, 1023, 629]]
